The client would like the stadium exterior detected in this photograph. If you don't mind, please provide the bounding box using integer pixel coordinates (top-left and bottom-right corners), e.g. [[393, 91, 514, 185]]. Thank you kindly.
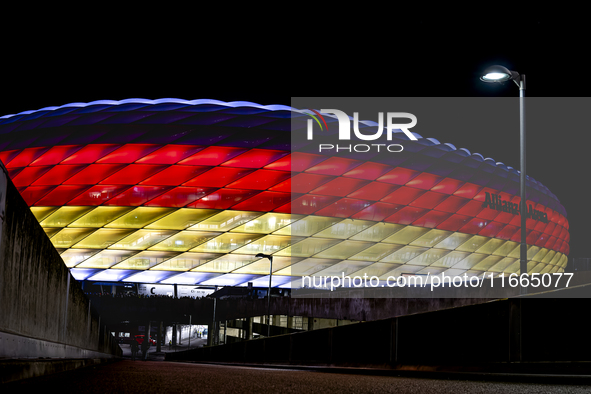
[[0, 99, 569, 290]]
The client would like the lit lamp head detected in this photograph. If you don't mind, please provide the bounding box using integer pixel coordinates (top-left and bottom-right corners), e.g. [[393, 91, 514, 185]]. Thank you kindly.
[[480, 65, 517, 83]]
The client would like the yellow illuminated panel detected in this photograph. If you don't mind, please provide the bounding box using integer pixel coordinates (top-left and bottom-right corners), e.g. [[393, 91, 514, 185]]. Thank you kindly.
[[313, 219, 375, 239], [145, 209, 219, 230], [431, 251, 471, 268], [450, 253, 488, 270], [433, 232, 473, 250], [231, 235, 303, 255], [151, 252, 222, 271], [190, 211, 263, 232], [492, 240, 519, 257], [112, 251, 179, 270], [232, 256, 301, 275], [475, 238, 506, 255], [59, 249, 100, 268], [105, 207, 175, 228], [44, 227, 61, 238], [456, 235, 489, 252], [350, 262, 401, 277], [313, 240, 374, 260], [109, 230, 178, 250], [40, 206, 95, 227], [274, 216, 341, 236], [190, 233, 264, 253], [312, 260, 374, 277], [72, 228, 136, 249], [275, 238, 342, 258], [274, 258, 339, 276], [382, 226, 430, 245], [192, 254, 260, 273], [230, 213, 304, 234], [488, 257, 517, 272], [349, 243, 403, 262], [407, 248, 451, 266], [350, 223, 404, 242], [50, 228, 96, 248], [380, 245, 429, 264], [149, 231, 220, 252], [410, 229, 452, 248], [69, 206, 134, 227], [76, 250, 140, 268], [31, 206, 59, 222]]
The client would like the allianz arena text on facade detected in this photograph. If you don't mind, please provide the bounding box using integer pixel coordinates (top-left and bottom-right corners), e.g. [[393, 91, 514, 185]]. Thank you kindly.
[[0, 99, 569, 289]]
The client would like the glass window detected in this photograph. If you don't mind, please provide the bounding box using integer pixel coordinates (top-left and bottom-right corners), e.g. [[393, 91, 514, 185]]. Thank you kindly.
[[275, 238, 341, 257], [112, 251, 180, 270], [191, 254, 261, 273], [231, 235, 303, 255], [50, 228, 97, 248], [59, 249, 101, 268], [313, 219, 375, 239], [72, 228, 136, 249], [76, 250, 140, 268], [232, 256, 301, 275], [313, 240, 374, 260]]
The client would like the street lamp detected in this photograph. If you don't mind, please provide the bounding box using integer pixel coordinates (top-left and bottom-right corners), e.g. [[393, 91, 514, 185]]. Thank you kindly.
[[255, 253, 273, 337], [480, 65, 528, 294]]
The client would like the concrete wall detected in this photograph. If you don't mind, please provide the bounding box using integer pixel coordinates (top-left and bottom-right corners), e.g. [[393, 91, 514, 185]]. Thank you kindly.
[[166, 292, 591, 366], [0, 166, 121, 382]]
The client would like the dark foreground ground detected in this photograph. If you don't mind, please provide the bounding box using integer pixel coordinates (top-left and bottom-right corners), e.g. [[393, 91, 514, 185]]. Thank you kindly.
[[3, 360, 591, 394]]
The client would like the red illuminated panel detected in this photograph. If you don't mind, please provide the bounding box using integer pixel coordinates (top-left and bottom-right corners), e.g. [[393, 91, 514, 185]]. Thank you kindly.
[[534, 219, 548, 233], [380, 186, 426, 205], [140, 165, 211, 186], [275, 195, 339, 215], [35, 185, 92, 206], [187, 189, 260, 210], [535, 232, 549, 247], [436, 214, 473, 232], [144, 186, 217, 207], [543, 221, 556, 236], [6, 147, 50, 168], [377, 167, 419, 185], [347, 182, 400, 201], [544, 236, 558, 250], [12, 166, 52, 186], [7, 167, 23, 179], [96, 144, 161, 164], [405, 172, 442, 190], [478, 221, 505, 238], [61, 144, 121, 164], [183, 167, 255, 188], [221, 149, 289, 168], [433, 195, 470, 213], [179, 146, 247, 166], [99, 165, 168, 184], [314, 198, 372, 218], [104, 185, 172, 206], [351, 202, 404, 221], [63, 164, 127, 185], [453, 182, 482, 199], [473, 187, 500, 202], [430, 177, 464, 195], [0, 150, 21, 166], [493, 210, 516, 224], [411, 210, 452, 229], [456, 200, 485, 217], [476, 205, 500, 221], [29, 145, 83, 166], [495, 224, 519, 240], [526, 231, 542, 245], [67, 185, 132, 205], [20, 186, 55, 206], [305, 157, 361, 176], [31, 165, 88, 186], [385, 206, 429, 225], [310, 177, 370, 197], [233, 191, 293, 211], [270, 173, 333, 193], [343, 162, 392, 180], [226, 170, 291, 190], [459, 218, 490, 235], [135, 145, 204, 164], [407, 191, 448, 209], [264, 152, 327, 172]]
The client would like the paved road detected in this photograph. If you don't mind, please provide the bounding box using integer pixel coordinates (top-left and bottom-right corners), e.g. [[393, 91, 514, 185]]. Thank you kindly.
[[3, 360, 591, 393]]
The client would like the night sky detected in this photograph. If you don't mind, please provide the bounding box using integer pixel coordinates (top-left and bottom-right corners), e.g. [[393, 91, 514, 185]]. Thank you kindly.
[[1, 20, 589, 260]]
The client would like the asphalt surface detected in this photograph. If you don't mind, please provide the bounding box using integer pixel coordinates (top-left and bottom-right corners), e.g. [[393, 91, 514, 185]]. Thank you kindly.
[[4, 360, 591, 393]]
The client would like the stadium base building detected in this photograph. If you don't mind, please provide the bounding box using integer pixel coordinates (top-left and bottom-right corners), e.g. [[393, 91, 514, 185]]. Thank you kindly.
[[0, 99, 569, 292]]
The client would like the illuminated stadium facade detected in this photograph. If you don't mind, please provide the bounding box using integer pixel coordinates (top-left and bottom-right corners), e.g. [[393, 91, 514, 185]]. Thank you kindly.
[[0, 99, 569, 289]]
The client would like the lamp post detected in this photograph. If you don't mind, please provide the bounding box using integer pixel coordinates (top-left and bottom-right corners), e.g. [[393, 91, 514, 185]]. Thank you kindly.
[[480, 65, 528, 295], [255, 253, 273, 337]]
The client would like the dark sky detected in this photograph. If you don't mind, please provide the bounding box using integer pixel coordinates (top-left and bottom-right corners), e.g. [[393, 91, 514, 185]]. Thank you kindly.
[[1, 20, 589, 258]]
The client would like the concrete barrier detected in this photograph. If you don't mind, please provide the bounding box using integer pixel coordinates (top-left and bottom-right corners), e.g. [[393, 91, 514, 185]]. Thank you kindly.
[[0, 164, 121, 383]]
